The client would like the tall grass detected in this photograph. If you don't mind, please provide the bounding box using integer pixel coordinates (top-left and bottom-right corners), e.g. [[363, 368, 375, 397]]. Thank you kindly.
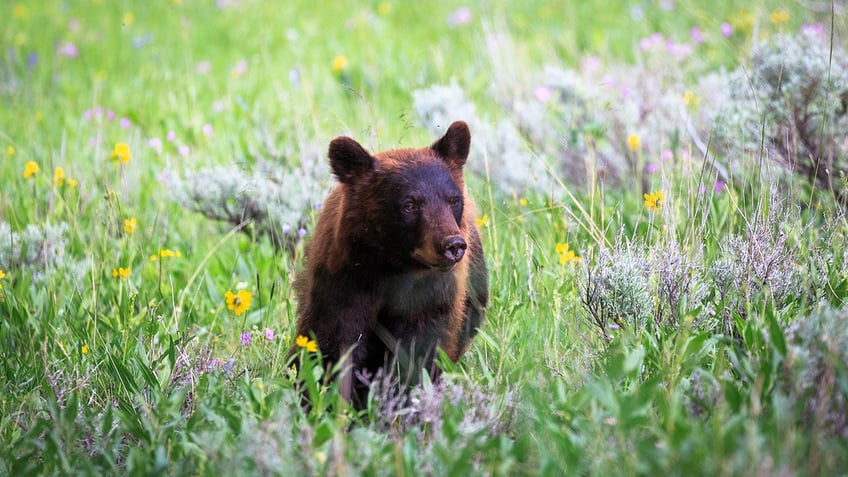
[[2, 1, 848, 475]]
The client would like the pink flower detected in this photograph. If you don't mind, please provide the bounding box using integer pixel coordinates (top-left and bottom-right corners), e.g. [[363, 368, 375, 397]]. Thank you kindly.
[[166, 130, 176, 142], [447, 7, 472, 26], [120, 117, 132, 129], [660, 149, 673, 161], [57, 42, 78, 58], [264, 328, 275, 341], [178, 145, 190, 156], [240, 332, 252, 346], [690, 26, 704, 44], [107, 110, 116, 121], [714, 180, 725, 193], [148, 137, 163, 152], [800, 23, 824, 37], [534, 86, 553, 103], [645, 163, 660, 174], [202, 124, 213, 136], [720, 22, 733, 38]]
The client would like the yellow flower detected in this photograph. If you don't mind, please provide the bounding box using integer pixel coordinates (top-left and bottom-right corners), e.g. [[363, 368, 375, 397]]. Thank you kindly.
[[124, 217, 137, 234], [6, 146, 14, 156], [476, 213, 489, 228], [627, 133, 641, 152], [111, 143, 131, 164], [683, 90, 699, 107], [377, 1, 391, 15], [0, 269, 5, 290], [34, 111, 43, 122], [519, 197, 528, 207], [556, 242, 580, 265], [54, 166, 65, 186], [296, 335, 318, 353], [150, 248, 182, 261], [81, 344, 89, 354], [67, 178, 78, 188], [13, 4, 26, 18], [225, 290, 253, 316], [331, 55, 348, 74], [644, 190, 664, 211], [770, 9, 790, 24], [23, 161, 39, 178], [122, 12, 135, 26], [112, 267, 131, 280]]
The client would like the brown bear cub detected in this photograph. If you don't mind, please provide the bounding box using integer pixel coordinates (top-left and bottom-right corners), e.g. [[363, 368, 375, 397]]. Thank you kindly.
[[294, 121, 488, 407]]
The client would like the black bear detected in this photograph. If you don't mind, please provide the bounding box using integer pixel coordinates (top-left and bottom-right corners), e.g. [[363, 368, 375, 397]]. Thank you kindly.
[[294, 121, 488, 406]]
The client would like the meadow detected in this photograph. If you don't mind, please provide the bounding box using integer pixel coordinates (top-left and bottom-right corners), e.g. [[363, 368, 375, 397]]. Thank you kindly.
[[2, 0, 848, 475]]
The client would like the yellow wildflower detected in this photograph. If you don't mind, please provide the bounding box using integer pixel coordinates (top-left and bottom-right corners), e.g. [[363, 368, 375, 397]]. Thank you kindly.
[[54, 166, 65, 186], [627, 133, 641, 152], [519, 197, 528, 207], [150, 248, 182, 261], [81, 344, 89, 355], [111, 143, 131, 164], [556, 242, 580, 265], [644, 190, 664, 211], [122, 12, 135, 26], [377, 2, 391, 15], [23, 161, 39, 178], [476, 213, 489, 228], [0, 269, 5, 290], [225, 290, 253, 316], [295, 335, 318, 353], [6, 146, 14, 156], [111, 267, 131, 280], [331, 55, 348, 74], [13, 4, 26, 18], [770, 9, 789, 24], [683, 90, 699, 107], [67, 178, 78, 188], [124, 217, 137, 234]]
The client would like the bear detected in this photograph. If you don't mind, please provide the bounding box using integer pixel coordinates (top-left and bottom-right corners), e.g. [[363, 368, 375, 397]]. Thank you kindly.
[[293, 120, 488, 407]]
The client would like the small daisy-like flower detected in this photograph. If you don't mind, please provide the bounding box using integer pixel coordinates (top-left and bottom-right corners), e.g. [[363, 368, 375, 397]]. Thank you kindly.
[[112, 143, 131, 164], [295, 335, 318, 353], [81, 344, 89, 355], [111, 267, 131, 280], [264, 328, 275, 341], [627, 133, 641, 152], [23, 161, 40, 178], [54, 166, 65, 186], [331, 55, 348, 75], [556, 243, 580, 265], [225, 290, 253, 316], [124, 217, 137, 234], [240, 331, 252, 346], [476, 213, 489, 228], [644, 190, 664, 211]]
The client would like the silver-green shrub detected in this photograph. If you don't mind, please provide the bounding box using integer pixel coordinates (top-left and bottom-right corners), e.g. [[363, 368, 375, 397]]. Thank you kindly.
[[0, 221, 84, 281], [715, 31, 848, 201]]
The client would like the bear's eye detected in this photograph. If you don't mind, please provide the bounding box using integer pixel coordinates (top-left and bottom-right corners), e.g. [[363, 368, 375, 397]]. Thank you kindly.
[[448, 195, 462, 207], [403, 201, 418, 213]]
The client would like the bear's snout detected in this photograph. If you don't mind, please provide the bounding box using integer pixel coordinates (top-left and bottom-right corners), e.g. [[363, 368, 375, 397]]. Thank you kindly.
[[440, 235, 467, 263]]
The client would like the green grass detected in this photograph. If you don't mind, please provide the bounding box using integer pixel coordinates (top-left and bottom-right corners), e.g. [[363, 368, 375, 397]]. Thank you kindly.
[[2, 0, 848, 475]]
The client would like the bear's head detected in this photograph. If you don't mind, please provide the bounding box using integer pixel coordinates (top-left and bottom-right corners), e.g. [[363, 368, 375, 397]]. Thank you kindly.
[[328, 121, 472, 272]]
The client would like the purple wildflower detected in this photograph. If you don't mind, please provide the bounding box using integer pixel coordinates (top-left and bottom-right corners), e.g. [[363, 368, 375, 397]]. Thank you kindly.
[[240, 332, 252, 346]]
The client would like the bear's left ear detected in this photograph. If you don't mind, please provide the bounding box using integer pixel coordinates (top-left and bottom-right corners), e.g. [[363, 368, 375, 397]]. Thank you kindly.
[[431, 121, 471, 169], [328, 136, 375, 185]]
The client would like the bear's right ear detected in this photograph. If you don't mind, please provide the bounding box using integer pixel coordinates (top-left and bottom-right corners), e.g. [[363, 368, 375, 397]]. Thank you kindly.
[[328, 136, 375, 185]]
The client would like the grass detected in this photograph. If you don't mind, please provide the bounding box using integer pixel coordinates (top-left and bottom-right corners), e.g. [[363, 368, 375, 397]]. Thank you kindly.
[[2, 0, 848, 475]]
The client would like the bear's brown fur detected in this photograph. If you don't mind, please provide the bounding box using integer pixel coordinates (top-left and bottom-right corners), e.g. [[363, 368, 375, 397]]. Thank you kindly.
[[293, 121, 488, 406]]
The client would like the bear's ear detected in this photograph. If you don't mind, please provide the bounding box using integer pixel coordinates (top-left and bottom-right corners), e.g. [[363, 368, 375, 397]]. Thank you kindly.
[[431, 121, 471, 169], [328, 136, 375, 185]]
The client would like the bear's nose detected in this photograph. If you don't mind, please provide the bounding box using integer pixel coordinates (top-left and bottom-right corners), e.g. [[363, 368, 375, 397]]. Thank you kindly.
[[441, 236, 467, 263]]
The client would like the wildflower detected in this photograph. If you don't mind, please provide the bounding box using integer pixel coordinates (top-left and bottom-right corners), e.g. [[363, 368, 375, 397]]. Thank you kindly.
[[770, 9, 790, 24], [81, 344, 89, 355], [57, 42, 79, 58], [166, 130, 176, 142], [534, 86, 553, 102], [6, 146, 14, 156], [0, 269, 5, 290], [119, 117, 132, 129], [476, 213, 489, 228], [111, 267, 131, 280], [231, 59, 247, 79], [331, 55, 348, 75], [13, 4, 26, 18], [690, 26, 704, 44], [202, 124, 213, 136], [627, 133, 641, 152], [556, 242, 580, 265], [67, 178, 78, 188], [52, 166, 65, 186], [644, 190, 664, 211], [225, 290, 253, 316], [240, 331, 252, 346], [377, 1, 391, 15], [150, 248, 182, 261], [23, 161, 39, 178], [447, 6, 472, 26], [124, 217, 137, 234], [111, 143, 131, 164], [264, 328, 275, 341], [720, 22, 733, 38], [519, 197, 528, 207], [122, 12, 135, 26], [683, 90, 698, 107], [295, 335, 318, 353]]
